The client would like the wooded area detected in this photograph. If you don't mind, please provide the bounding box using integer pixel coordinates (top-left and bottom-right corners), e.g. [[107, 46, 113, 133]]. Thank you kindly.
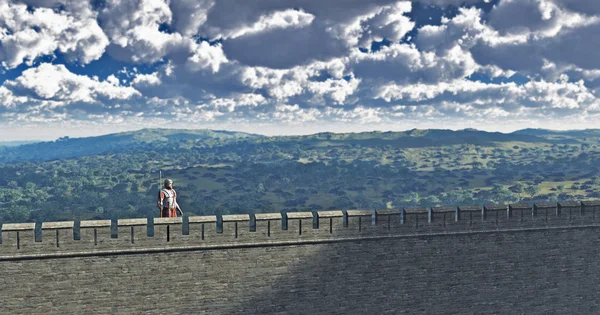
[[1, 128, 598, 223]]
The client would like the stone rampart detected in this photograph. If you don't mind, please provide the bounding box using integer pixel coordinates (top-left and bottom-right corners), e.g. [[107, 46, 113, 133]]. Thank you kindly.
[[1, 200, 600, 314]]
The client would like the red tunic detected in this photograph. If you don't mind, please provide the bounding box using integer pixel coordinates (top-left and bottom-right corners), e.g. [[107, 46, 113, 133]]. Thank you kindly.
[[158, 189, 178, 217]]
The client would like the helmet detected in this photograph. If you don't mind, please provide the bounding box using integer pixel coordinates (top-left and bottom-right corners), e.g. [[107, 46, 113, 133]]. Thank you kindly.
[[164, 179, 173, 186]]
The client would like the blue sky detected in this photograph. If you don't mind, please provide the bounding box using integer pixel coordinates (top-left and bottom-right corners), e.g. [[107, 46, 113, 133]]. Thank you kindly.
[[1, 0, 599, 140]]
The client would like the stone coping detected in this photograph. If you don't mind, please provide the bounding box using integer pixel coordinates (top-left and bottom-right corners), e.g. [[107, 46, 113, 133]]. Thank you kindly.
[[286, 212, 313, 219], [533, 203, 556, 208], [42, 221, 74, 230], [189, 216, 217, 223], [432, 206, 456, 213], [483, 205, 508, 210], [582, 200, 600, 206], [154, 217, 182, 225], [558, 201, 582, 207], [509, 204, 531, 210], [1, 200, 599, 232], [346, 210, 373, 217], [458, 205, 481, 212], [403, 207, 428, 214], [316, 210, 344, 218], [1, 223, 35, 231], [222, 214, 250, 222], [80, 220, 111, 228], [254, 213, 281, 221], [117, 219, 147, 227], [375, 209, 401, 216]]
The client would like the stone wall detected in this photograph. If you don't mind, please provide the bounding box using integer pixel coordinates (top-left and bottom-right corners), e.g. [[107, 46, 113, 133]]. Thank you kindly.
[[1, 200, 600, 314]]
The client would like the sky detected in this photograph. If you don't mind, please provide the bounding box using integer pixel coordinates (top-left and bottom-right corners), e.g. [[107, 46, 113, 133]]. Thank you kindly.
[[1, 0, 600, 140]]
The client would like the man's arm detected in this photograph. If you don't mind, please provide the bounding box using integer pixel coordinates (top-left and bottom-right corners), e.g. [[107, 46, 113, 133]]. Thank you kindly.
[[175, 200, 183, 215], [173, 191, 183, 215], [157, 191, 164, 213]]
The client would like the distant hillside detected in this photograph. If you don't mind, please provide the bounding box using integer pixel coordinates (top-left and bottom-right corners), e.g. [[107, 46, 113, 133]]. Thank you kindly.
[[512, 128, 600, 138], [0, 140, 40, 147], [1, 126, 599, 223], [0, 128, 263, 163], [260, 128, 574, 148], [0, 127, 588, 164]]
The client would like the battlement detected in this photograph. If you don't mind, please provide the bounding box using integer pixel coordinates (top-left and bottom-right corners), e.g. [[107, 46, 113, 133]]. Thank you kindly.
[[1, 200, 600, 260]]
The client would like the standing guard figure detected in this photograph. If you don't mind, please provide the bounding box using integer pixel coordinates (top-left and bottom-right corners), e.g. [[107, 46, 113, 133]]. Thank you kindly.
[[157, 179, 183, 217]]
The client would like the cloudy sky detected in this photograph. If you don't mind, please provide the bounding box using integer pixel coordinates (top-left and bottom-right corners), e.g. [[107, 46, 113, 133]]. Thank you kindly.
[[1, 0, 600, 140]]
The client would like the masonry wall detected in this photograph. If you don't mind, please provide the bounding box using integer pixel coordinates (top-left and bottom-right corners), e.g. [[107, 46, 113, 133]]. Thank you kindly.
[[1, 201, 600, 314]]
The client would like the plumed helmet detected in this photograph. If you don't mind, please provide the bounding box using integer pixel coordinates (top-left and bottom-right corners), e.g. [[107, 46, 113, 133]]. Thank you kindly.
[[164, 178, 173, 186]]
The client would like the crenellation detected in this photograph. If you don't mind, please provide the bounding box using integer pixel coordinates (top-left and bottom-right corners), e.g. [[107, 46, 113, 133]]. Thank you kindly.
[[457, 205, 482, 229], [346, 209, 377, 234], [202, 216, 238, 244], [315, 210, 344, 237], [431, 206, 455, 222], [508, 203, 534, 227], [533, 202, 559, 225], [286, 211, 314, 237], [41, 221, 75, 251], [403, 207, 429, 231], [582, 200, 600, 221], [559, 201, 589, 225], [0, 223, 35, 253], [78, 220, 113, 250], [483, 204, 509, 226], [252, 213, 279, 239], [116, 219, 147, 246], [187, 216, 212, 243], [151, 217, 184, 244], [376, 208, 402, 232], [223, 214, 251, 241], [0, 199, 600, 258]]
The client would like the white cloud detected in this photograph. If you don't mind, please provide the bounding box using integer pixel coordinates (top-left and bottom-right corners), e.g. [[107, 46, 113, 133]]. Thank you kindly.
[[3, 0, 600, 137], [5, 63, 139, 102], [0, 0, 108, 69], [168, 0, 214, 37], [207, 93, 268, 112], [0, 85, 27, 109], [373, 78, 600, 117], [488, 0, 593, 37], [352, 43, 478, 85], [239, 58, 356, 104], [549, 0, 600, 16], [215, 1, 415, 68], [97, 0, 182, 63], [225, 9, 316, 40]]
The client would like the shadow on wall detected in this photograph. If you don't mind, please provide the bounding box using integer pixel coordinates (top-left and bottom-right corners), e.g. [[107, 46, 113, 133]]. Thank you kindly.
[[212, 228, 600, 315]]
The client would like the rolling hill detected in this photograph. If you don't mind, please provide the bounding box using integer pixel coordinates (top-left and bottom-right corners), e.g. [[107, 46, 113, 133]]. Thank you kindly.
[[0, 128, 263, 163]]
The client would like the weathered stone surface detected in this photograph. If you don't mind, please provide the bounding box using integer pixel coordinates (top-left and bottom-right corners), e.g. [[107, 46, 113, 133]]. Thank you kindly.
[[1, 227, 600, 314], [1, 200, 600, 314]]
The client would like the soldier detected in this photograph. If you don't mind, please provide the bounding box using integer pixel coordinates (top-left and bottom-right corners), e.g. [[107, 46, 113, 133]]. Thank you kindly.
[[157, 179, 183, 217]]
